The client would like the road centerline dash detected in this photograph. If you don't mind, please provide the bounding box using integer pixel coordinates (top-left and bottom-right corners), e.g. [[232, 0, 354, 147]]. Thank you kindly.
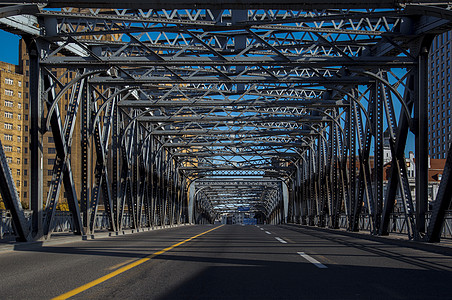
[[52, 225, 224, 300], [275, 237, 287, 244], [265, 231, 271, 235], [297, 252, 328, 269]]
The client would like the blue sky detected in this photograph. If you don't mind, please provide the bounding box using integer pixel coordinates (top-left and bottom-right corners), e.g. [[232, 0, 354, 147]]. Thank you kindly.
[[0, 30, 20, 64]]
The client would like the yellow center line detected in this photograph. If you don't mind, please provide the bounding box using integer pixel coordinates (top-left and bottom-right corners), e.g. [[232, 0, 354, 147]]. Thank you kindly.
[[53, 225, 224, 300], [106, 259, 136, 271]]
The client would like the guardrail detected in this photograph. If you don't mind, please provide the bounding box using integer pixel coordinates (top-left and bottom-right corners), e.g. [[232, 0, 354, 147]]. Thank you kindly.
[[0, 210, 152, 240], [336, 212, 452, 238]]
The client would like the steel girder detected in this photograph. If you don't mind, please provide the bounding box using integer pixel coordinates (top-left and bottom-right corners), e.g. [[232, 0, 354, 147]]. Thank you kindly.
[[6, 0, 418, 9], [0, 2, 451, 240], [194, 179, 281, 219]]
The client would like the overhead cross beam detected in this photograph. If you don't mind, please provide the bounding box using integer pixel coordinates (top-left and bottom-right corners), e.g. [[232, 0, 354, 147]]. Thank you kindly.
[[9, 0, 420, 9], [0, 1, 451, 240]]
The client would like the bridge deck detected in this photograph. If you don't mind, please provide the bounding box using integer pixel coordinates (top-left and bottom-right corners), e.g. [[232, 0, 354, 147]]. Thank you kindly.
[[1, 225, 452, 299]]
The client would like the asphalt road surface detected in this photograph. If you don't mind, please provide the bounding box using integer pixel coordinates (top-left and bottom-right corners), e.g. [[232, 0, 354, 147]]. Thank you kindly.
[[1, 224, 452, 299]]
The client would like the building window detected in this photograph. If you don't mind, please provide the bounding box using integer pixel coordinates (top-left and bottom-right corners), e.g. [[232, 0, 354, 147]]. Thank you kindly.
[[17, 125, 21, 131], [4, 123, 13, 130], [18, 102, 21, 109], [24, 126, 28, 132], [18, 93, 22, 99], [18, 81, 21, 87], [48, 148, 56, 154], [4, 100, 13, 107], [24, 147, 27, 153], [5, 89, 13, 96], [25, 115, 28, 121], [4, 134, 13, 141], [4, 145, 12, 152], [48, 170, 53, 176], [48, 159, 55, 165], [48, 136, 54, 143], [17, 114, 21, 120], [24, 158, 27, 165], [4, 112, 13, 118], [17, 136, 21, 142], [4, 78, 13, 85], [6, 157, 12, 163], [16, 180, 20, 187], [17, 147, 21, 153], [23, 192, 27, 198], [16, 169, 20, 176], [16, 158, 20, 164], [24, 181, 27, 187]]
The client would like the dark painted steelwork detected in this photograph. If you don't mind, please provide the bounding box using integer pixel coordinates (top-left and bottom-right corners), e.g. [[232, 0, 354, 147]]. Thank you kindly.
[[0, 1, 451, 242]]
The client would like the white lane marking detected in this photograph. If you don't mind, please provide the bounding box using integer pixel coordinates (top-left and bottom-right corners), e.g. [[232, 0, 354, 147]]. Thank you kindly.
[[260, 228, 264, 231], [265, 231, 271, 235], [275, 237, 287, 244], [297, 252, 328, 269]]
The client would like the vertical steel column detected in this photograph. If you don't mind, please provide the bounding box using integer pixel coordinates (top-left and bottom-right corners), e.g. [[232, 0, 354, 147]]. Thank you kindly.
[[347, 104, 357, 231], [132, 121, 139, 227], [316, 139, 323, 226], [353, 99, 367, 232], [374, 83, 384, 234], [0, 138, 30, 241], [331, 117, 340, 229], [427, 145, 452, 242], [325, 122, 333, 227], [28, 40, 44, 239], [80, 82, 91, 233], [111, 98, 120, 230], [100, 100, 116, 232], [125, 117, 137, 229], [301, 157, 308, 225], [380, 72, 416, 237], [295, 163, 301, 224], [150, 137, 156, 227], [308, 148, 315, 225], [415, 45, 430, 236]]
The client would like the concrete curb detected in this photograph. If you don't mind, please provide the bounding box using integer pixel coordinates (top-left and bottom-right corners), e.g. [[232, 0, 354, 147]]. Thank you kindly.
[[0, 223, 194, 253]]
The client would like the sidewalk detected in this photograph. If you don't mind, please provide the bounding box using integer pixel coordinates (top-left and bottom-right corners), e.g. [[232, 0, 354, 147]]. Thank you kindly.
[[281, 223, 452, 255], [0, 224, 193, 253]]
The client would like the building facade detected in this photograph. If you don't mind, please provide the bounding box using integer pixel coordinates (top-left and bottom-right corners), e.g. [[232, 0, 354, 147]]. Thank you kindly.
[[429, 32, 452, 159], [18, 39, 83, 210], [0, 60, 28, 208]]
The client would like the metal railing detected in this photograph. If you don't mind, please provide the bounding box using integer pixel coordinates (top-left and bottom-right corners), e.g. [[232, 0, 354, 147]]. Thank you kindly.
[[0, 210, 154, 240], [337, 212, 452, 239]]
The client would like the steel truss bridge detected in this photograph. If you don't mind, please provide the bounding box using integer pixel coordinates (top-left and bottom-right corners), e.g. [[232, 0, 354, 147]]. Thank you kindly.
[[0, 0, 451, 243]]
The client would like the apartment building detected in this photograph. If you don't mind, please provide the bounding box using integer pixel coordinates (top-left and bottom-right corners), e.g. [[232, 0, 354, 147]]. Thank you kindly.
[[18, 40, 83, 210], [0, 60, 28, 208], [429, 32, 452, 159]]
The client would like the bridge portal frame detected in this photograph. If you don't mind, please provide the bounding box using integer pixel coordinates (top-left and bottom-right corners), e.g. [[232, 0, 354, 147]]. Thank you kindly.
[[0, 1, 451, 242]]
